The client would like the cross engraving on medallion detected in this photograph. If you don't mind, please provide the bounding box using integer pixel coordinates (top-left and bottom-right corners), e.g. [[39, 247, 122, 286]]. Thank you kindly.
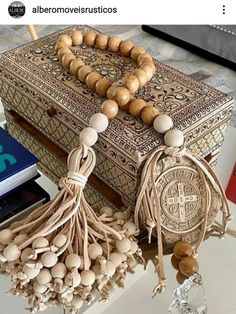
[[166, 182, 198, 222]]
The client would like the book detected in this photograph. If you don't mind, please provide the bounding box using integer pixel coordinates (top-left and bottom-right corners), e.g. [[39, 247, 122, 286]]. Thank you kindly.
[[0, 127, 38, 198], [0, 181, 50, 229], [226, 162, 236, 204]]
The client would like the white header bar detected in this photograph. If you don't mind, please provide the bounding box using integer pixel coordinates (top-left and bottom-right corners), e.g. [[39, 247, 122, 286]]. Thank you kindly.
[[0, 0, 235, 24]]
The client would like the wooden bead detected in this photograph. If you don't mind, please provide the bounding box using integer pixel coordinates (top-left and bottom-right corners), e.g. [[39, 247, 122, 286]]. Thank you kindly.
[[122, 222, 136, 236], [65, 271, 81, 287], [141, 106, 159, 125], [52, 234, 67, 248], [65, 253, 81, 269], [61, 53, 76, 70], [101, 261, 116, 276], [78, 65, 93, 82], [120, 40, 134, 56], [110, 253, 122, 267], [59, 34, 72, 47], [133, 69, 148, 87], [3, 244, 21, 261], [129, 99, 147, 118], [14, 234, 28, 246], [130, 46, 146, 61], [96, 34, 109, 49], [54, 41, 68, 53], [174, 241, 193, 259], [33, 282, 47, 293], [95, 78, 112, 96], [0, 229, 13, 245], [100, 206, 113, 216], [36, 268, 52, 284], [88, 243, 103, 260], [171, 254, 180, 270], [114, 87, 131, 107], [69, 59, 85, 76], [21, 248, 33, 262], [153, 114, 173, 134], [41, 251, 58, 268], [106, 85, 118, 99], [71, 30, 83, 46], [108, 36, 122, 52], [179, 256, 199, 277], [101, 100, 119, 119], [129, 240, 138, 254], [83, 31, 97, 46], [51, 262, 67, 279], [32, 237, 49, 249], [89, 112, 109, 133], [124, 75, 139, 93], [140, 63, 154, 80], [116, 238, 131, 253], [137, 53, 153, 65], [85, 72, 102, 89], [79, 127, 98, 147], [57, 48, 71, 62], [142, 61, 156, 73], [176, 270, 189, 284], [23, 265, 40, 279], [80, 270, 96, 286], [164, 129, 184, 147]]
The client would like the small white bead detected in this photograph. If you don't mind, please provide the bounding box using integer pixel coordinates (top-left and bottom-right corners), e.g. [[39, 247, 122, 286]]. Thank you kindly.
[[79, 127, 98, 147], [89, 113, 109, 133], [153, 114, 173, 134], [164, 129, 184, 147]]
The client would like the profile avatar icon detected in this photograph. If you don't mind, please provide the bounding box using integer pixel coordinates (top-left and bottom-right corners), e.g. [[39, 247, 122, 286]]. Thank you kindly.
[[8, 1, 26, 18]]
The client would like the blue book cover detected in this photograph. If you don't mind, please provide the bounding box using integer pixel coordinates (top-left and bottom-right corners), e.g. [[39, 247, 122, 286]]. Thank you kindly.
[[0, 127, 38, 182]]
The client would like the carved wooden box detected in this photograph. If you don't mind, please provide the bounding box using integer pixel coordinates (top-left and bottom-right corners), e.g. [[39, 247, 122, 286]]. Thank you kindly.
[[0, 26, 234, 206]]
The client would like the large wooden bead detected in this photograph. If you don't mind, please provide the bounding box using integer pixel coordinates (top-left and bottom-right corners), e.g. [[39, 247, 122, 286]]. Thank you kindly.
[[108, 36, 122, 52], [130, 46, 146, 61], [69, 59, 85, 76], [174, 241, 193, 259], [129, 99, 147, 117], [83, 31, 97, 46], [109, 253, 123, 267], [95, 78, 112, 96], [80, 270, 96, 286], [114, 87, 131, 107], [55, 41, 68, 53], [32, 237, 49, 249], [59, 34, 72, 47], [164, 129, 184, 147], [124, 75, 139, 93], [106, 85, 118, 99], [120, 40, 134, 56], [78, 65, 93, 82], [153, 114, 173, 134], [65, 253, 81, 269], [88, 243, 103, 260], [122, 222, 136, 236], [62, 53, 76, 70], [101, 100, 119, 119], [14, 234, 28, 246], [51, 262, 67, 279], [3, 244, 21, 261], [101, 261, 116, 276], [23, 265, 40, 279], [85, 72, 102, 89], [137, 53, 153, 66], [65, 271, 81, 287], [179, 256, 199, 277], [89, 113, 109, 133], [140, 63, 154, 80], [141, 106, 159, 125], [57, 48, 71, 62], [176, 270, 189, 284], [41, 251, 58, 267], [72, 30, 83, 46], [171, 254, 180, 270], [96, 34, 109, 49], [36, 268, 52, 284], [79, 127, 98, 147], [52, 234, 67, 248], [133, 69, 148, 87], [33, 282, 48, 293], [0, 229, 14, 245], [116, 238, 131, 253]]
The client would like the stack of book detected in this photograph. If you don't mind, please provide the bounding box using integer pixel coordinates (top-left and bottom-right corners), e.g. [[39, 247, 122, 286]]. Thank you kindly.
[[0, 127, 49, 228]]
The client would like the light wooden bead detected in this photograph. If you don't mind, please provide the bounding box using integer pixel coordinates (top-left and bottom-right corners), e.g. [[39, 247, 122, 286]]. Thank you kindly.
[[106, 85, 118, 99], [65, 253, 81, 269], [137, 53, 153, 65], [122, 221, 136, 236], [108, 36, 122, 52], [0, 229, 14, 245], [62, 53, 76, 70], [179, 256, 199, 277], [116, 238, 132, 253], [41, 251, 58, 268], [110, 253, 123, 267], [71, 30, 83, 46], [80, 270, 96, 286], [33, 282, 47, 293], [129, 240, 138, 254], [120, 40, 134, 56], [174, 241, 193, 259], [95, 78, 112, 96], [130, 46, 146, 61], [153, 114, 173, 134], [21, 248, 33, 262], [141, 106, 159, 125], [57, 47, 71, 62], [23, 265, 40, 279], [14, 234, 28, 246], [114, 87, 131, 108], [36, 268, 52, 284], [129, 99, 147, 118], [83, 31, 97, 46], [85, 72, 102, 89], [133, 69, 148, 87], [32, 237, 49, 249], [3, 244, 21, 261], [89, 112, 109, 133], [59, 34, 72, 47], [55, 41, 68, 53], [52, 234, 67, 248], [124, 75, 140, 93], [88, 243, 103, 260], [96, 34, 109, 49], [140, 63, 154, 80], [164, 129, 184, 147], [69, 59, 85, 76], [101, 100, 119, 119], [101, 261, 116, 276], [51, 262, 67, 279], [100, 206, 113, 216], [79, 127, 98, 147], [65, 271, 81, 287], [142, 61, 156, 73], [78, 65, 93, 82]]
